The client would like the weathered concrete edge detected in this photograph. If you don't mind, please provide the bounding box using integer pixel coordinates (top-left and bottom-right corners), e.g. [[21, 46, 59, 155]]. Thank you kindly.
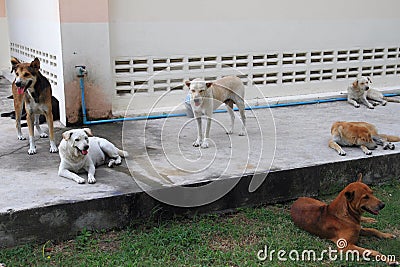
[[1, 153, 399, 248]]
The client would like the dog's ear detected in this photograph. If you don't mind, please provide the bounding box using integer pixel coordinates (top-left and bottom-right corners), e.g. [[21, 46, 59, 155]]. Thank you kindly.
[[83, 128, 93, 137], [352, 79, 358, 88], [62, 131, 73, 141], [10, 57, 20, 73], [30, 58, 40, 71], [206, 82, 213, 88], [357, 173, 363, 182], [185, 81, 191, 88], [345, 191, 355, 202]]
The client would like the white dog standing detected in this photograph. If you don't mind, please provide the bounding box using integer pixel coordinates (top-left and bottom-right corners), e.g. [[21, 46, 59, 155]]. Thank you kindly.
[[58, 128, 128, 184], [185, 76, 246, 149]]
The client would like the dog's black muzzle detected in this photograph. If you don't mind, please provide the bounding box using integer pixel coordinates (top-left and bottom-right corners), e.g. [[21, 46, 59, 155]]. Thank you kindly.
[[15, 80, 23, 87], [15, 80, 32, 91]]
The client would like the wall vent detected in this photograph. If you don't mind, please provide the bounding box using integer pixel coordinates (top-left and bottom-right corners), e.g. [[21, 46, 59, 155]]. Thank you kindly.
[[114, 46, 400, 95], [10, 42, 59, 87]]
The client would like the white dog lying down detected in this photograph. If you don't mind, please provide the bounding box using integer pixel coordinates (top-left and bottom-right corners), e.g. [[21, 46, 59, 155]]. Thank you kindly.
[[58, 128, 128, 184], [347, 76, 400, 108]]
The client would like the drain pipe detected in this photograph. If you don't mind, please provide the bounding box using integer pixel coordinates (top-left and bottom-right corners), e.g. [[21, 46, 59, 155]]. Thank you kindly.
[[75, 66, 88, 123], [75, 65, 187, 125], [75, 67, 400, 124]]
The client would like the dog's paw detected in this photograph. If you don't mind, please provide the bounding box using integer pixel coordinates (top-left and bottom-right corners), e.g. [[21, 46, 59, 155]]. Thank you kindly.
[[372, 102, 379, 106], [383, 143, 395, 150], [354, 104, 360, 108], [368, 105, 375, 109], [238, 131, 246, 136], [383, 144, 389, 150], [226, 129, 233, 135], [18, 135, 26, 140], [338, 149, 346, 156], [50, 146, 58, 153], [363, 148, 372, 156], [193, 139, 202, 147], [361, 217, 377, 223], [382, 101, 387, 106], [201, 140, 209, 149], [28, 148, 37, 155], [384, 233, 397, 239], [107, 159, 118, 168], [88, 175, 96, 184], [114, 157, 122, 165], [75, 177, 86, 184], [40, 132, 48, 138], [387, 260, 399, 266]]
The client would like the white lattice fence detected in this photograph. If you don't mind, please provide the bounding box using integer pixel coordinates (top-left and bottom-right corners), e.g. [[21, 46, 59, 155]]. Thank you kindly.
[[113, 46, 400, 100]]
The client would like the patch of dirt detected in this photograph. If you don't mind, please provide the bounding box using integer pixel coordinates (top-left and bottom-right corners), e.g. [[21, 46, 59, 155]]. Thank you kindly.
[[209, 232, 260, 252]]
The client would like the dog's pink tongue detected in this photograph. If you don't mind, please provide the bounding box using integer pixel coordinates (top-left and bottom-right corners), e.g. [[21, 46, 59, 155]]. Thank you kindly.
[[81, 150, 88, 155], [195, 102, 200, 107], [17, 87, 24, 95]]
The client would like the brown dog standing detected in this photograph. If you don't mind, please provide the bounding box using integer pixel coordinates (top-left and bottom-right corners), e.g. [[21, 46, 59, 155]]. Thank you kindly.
[[291, 174, 398, 265], [11, 57, 58, 154]]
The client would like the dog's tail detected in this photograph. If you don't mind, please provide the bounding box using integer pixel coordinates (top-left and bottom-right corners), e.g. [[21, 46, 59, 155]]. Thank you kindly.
[[378, 134, 400, 142], [383, 97, 400, 103], [118, 149, 129, 158]]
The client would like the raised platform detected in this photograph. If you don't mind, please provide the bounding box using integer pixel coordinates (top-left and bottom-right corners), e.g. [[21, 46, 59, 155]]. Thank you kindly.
[[1, 76, 400, 247]]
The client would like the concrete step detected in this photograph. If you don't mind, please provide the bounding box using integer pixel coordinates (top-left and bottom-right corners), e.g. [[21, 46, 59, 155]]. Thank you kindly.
[[1, 95, 400, 247]]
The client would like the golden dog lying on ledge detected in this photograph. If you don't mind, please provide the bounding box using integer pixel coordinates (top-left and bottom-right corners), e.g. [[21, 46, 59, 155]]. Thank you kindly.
[[328, 121, 400, 156]]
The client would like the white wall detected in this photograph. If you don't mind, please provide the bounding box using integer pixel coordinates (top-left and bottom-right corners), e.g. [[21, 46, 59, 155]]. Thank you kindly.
[[109, 0, 400, 55], [0, 17, 10, 74], [0, 0, 10, 74], [5, 0, 400, 119], [109, 0, 400, 115], [57, 0, 113, 123], [59, 23, 113, 123]]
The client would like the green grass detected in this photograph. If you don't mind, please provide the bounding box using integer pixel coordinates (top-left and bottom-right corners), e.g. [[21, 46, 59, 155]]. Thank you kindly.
[[0, 182, 399, 266]]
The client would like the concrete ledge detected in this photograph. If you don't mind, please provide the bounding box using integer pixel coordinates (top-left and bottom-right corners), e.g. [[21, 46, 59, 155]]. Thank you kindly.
[[1, 76, 400, 248], [1, 153, 399, 248]]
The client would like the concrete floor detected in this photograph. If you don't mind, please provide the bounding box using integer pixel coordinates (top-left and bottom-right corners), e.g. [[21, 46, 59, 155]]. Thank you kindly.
[[1, 75, 400, 246]]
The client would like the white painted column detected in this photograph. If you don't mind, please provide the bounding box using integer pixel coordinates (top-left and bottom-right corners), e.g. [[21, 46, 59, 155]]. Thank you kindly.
[[0, 0, 10, 74], [59, 0, 113, 124]]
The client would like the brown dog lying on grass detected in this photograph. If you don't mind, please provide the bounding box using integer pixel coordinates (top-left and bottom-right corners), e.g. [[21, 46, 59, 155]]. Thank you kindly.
[[329, 121, 400, 156], [291, 174, 398, 266]]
